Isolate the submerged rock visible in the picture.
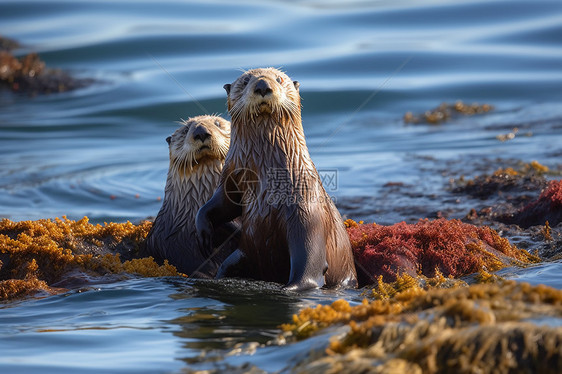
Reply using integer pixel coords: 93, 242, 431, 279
449, 161, 562, 232
504, 180, 562, 228
0, 36, 93, 95
0, 35, 19, 51
452, 162, 549, 201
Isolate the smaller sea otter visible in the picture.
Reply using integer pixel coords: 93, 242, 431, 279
144, 115, 238, 277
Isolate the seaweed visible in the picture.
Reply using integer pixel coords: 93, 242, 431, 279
452, 161, 549, 201
347, 218, 539, 286
404, 101, 493, 125
505, 180, 562, 227
286, 281, 562, 374
0, 38, 93, 95
0, 217, 183, 301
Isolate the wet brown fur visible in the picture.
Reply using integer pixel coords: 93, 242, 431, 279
203, 68, 357, 288
144, 115, 236, 277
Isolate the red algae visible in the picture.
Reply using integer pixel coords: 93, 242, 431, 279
509, 180, 562, 227
0, 217, 184, 301
348, 218, 539, 285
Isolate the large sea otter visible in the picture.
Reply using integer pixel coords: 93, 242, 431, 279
196, 68, 357, 290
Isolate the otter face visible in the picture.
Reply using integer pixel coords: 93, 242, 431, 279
167, 115, 230, 177
225, 68, 301, 123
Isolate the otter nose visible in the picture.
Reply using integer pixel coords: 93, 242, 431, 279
193, 126, 211, 142
254, 79, 273, 97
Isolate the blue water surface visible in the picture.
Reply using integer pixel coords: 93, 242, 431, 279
1, 0, 562, 372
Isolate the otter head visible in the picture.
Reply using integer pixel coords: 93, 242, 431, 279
167, 115, 230, 179
224, 68, 301, 124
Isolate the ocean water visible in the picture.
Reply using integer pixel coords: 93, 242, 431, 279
1, 0, 562, 372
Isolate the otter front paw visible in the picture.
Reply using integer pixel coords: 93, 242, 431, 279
195, 211, 213, 256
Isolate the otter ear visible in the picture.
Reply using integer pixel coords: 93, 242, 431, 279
293, 81, 300, 91
166, 136, 172, 145
223, 84, 231, 95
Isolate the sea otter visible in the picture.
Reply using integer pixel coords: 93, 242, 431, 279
144, 115, 238, 277
196, 68, 357, 290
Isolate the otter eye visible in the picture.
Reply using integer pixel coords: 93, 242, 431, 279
276, 76, 284, 84
242, 76, 250, 86
166, 136, 172, 145
215, 120, 221, 128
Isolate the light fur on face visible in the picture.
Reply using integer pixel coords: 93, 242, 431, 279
169, 115, 231, 181
145, 115, 232, 275
228, 68, 301, 126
